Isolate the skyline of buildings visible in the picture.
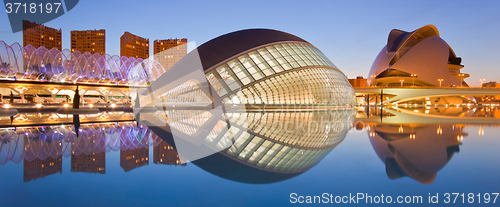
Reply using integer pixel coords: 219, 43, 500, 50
71, 29, 106, 55
20, 21, 185, 60
20, 141, 185, 182
15, 21, 498, 88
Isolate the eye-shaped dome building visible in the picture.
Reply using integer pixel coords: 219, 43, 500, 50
368, 25, 469, 88
137, 29, 357, 183
197, 28, 356, 107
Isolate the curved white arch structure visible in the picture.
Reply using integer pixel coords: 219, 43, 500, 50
0, 41, 165, 86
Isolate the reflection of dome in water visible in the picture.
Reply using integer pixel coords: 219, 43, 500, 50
368, 124, 463, 184
159, 110, 355, 184
368, 25, 468, 87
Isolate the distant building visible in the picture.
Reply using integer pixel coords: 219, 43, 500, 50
153, 141, 186, 166
71, 152, 105, 174
22, 20, 62, 50
23, 157, 62, 182
479, 81, 500, 103
348, 76, 367, 88
120, 32, 149, 59
71, 29, 106, 55
482, 81, 499, 88
120, 148, 149, 172
154, 38, 187, 71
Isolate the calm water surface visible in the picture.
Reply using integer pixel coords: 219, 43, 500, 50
0, 108, 499, 206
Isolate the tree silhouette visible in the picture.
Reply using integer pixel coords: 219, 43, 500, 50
9, 91, 13, 104
73, 85, 80, 109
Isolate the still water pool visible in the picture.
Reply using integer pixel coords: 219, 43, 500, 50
0, 108, 498, 206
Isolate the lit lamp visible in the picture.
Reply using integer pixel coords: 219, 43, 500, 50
370, 75, 376, 87
458, 73, 465, 87
409, 133, 416, 139
411, 74, 417, 87
438, 79, 443, 87
399, 79, 404, 87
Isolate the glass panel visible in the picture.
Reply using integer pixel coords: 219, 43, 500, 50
216, 64, 241, 91
249, 51, 275, 76
266, 46, 292, 70
228, 59, 253, 85
206, 72, 228, 96
283, 43, 307, 67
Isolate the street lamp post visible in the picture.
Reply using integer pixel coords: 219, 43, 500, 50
367, 80, 371, 87
480, 79, 485, 87
411, 74, 417, 87
399, 79, 404, 87
370, 75, 376, 87
458, 73, 464, 87
438, 79, 443, 87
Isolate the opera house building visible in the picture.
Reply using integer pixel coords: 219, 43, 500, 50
368, 25, 471, 104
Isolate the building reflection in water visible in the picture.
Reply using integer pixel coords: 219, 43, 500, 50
0, 121, 185, 182
120, 148, 149, 172
24, 156, 62, 182
2, 109, 356, 184
154, 141, 186, 166
71, 152, 105, 174
146, 109, 356, 184
366, 123, 465, 184
358, 106, 500, 118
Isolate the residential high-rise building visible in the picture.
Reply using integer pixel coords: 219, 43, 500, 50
71, 152, 105, 174
22, 20, 62, 50
120, 32, 149, 59
71, 29, 106, 55
153, 141, 186, 166
120, 148, 149, 172
153, 38, 187, 71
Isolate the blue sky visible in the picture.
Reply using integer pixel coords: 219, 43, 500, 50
1, 0, 499, 86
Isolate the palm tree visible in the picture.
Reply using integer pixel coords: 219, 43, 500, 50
0, 62, 10, 77
0, 62, 10, 70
